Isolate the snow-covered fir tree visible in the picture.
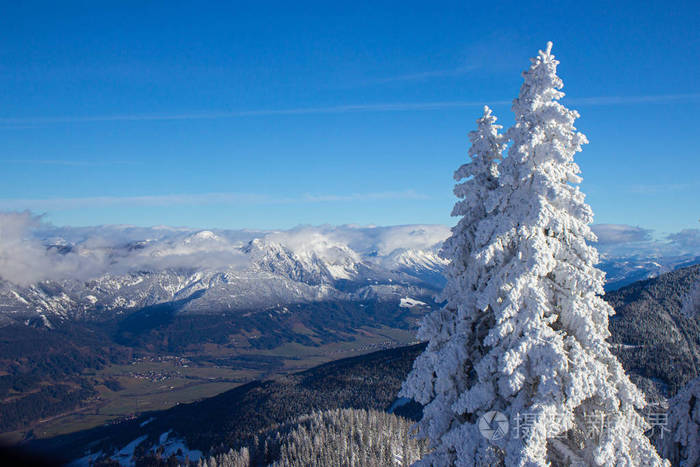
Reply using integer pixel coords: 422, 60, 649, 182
659, 375, 700, 467
401, 42, 668, 466
399, 105, 506, 465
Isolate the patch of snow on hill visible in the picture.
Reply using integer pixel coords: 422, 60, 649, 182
400, 297, 427, 308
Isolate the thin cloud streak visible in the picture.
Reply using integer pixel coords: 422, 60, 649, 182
0, 93, 696, 126
0, 190, 429, 210
358, 65, 479, 85
626, 182, 697, 194
5, 159, 141, 167
302, 190, 429, 202
0, 101, 502, 125
567, 93, 700, 105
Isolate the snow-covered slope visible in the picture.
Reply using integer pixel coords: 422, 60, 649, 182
599, 255, 700, 291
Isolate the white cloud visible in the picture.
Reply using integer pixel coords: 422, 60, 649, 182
0, 215, 453, 286
591, 224, 653, 244
356, 65, 479, 86
667, 229, 700, 251
0, 193, 278, 210
372, 225, 450, 256
567, 93, 700, 106
626, 183, 696, 194
121, 232, 250, 273
4, 159, 139, 167
592, 225, 700, 259
258, 224, 450, 259
0, 102, 496, 126
301, 190, 429, 202
0, 211, 105, 285
0, 212, 252, 285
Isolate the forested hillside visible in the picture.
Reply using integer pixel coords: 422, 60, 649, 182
608, 264, 700, 398
0, 323, 131, 432
197, 409, 428, 467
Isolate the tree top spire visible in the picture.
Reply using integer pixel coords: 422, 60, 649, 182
545, 41, 553, 55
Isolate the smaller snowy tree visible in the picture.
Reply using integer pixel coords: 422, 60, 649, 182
659, 375, 700, 466
400, 105, 506, 465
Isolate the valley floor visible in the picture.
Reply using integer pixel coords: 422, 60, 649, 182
1, 325, 417, 443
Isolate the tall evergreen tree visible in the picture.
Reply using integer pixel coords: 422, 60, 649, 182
402, 43, 667, 466
400, 106, 506, 465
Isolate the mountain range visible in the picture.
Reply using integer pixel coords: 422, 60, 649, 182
0, 225, 450, 327
1, 223, 697, 328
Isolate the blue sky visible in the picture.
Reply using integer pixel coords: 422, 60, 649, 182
0, 1, 698, 235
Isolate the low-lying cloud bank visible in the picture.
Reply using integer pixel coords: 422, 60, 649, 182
668, 229, 700, 251
0, 212, 251, 285
0, 212, 98, 285
0, 211, 697, 286
591, 224, 653, 244
591, 224, 700, 259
